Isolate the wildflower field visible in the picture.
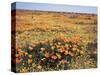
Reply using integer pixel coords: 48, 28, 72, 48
11, 10, 97, 72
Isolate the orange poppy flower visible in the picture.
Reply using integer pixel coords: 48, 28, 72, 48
32, 44, 36, 47
24, 52, 28, 55
16, 45, 22, 50
61, 46, 65, 52
15, 58, 19, 64
64, 50, 68, 55
15, 54, 19, 58
64, 38, 70, 42
17, 48, 22, 52
71, 35, 80, 43
19, 52, 23, 56
27, 59, 32, 64
29, 46, 33, 51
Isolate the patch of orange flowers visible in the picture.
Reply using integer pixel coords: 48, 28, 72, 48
12, 35, 84, 71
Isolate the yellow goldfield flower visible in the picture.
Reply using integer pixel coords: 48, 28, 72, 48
56, 45, 61, 48
51, 46, 55, 51
77, 49, 80, 52
73, 45, 77, 48
40, 48, 45, 52
37, 65, 42, 69
70, 53, 74, 57
80, 51, 84, 55
28, 54, 32, 59
93, 51, 97, 55
56, 53, 61, 59
60, 59, 67, 64
72, 48, 77, 51
45, 39, 50, 44
68, 51, 74, 57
